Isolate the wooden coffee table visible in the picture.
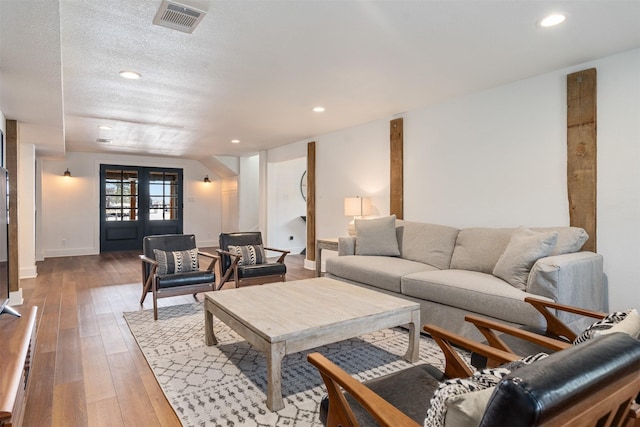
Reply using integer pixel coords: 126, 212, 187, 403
203, 277, 420, 411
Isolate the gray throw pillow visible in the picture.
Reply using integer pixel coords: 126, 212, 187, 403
355, 215, 400, 256
492, 229, 558, 290
228, 244, 266, 266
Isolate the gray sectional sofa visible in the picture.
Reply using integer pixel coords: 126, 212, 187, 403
325, 215, 605, 340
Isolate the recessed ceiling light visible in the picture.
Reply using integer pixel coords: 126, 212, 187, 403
98, 125, 112, 130
313, 106, 325, 113
231, 139, 240, 144
539, 14, 566, 27
119, 70, 142, 79
97, 138, 113, 144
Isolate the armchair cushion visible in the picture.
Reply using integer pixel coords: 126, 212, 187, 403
237, 262, 286, 279
426, 352, 549, 427
156, 270, 216, 289
153, 248, 199, 274
228, 244, 265, 265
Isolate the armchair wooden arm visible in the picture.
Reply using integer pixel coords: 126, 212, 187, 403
524, 297, 606, 342
423, 324, 520, 378
197, 250, 219, 271
464, 314, 572, 364
264, 247, 290, 264
307, 352, 419, 427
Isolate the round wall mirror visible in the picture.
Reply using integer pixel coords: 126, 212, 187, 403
300, 171, 307, 201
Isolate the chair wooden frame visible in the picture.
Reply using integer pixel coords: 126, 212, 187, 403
215, 247, 290, 288
307, 324, 520, 427
140, 250, 219, 320
465, 297, 640, 426
308, 323, 640, 427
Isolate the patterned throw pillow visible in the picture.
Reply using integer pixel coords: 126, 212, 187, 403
153, 248, 199, 275
227, 244, 266, 266
424, 353, 548, 427
573, 310, 632, 345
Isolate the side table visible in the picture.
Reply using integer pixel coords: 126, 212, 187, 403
316, 238, 339, 277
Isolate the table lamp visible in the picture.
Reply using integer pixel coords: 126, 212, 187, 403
344, 196, 372, 236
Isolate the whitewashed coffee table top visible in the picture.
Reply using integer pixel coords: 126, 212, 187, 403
205, 277, 419, 342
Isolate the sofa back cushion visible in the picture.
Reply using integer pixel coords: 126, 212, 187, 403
398, 221, 459, 270
450, 228, 515, 274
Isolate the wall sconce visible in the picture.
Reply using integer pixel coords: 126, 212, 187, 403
203, 175, 211, 183
63, 168, 71, 177
344, 196, 372, 236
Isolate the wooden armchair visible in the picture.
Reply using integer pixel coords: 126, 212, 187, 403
308, 326, 640, 427
216, 232, 290, 288
140, 234, 218, 320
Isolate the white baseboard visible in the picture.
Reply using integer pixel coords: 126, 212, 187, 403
20, 266, 38, 279
303, 259, 316, 270
44, 247, 99, 258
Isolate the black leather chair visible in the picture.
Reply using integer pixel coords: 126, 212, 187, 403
216, 232, 289, 288
140, 234, 217, 320
309, 326, 640, 427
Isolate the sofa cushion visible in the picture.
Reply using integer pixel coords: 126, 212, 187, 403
492, 229, 558, 291
355, 215, 400, 256
401, 270, 547, 326
398, 221, 459, 270
326, 255, 435, 293
532, 226, 588, 255
450, 228, 514, 274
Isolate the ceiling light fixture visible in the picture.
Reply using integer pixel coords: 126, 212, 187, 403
231, 139, 240, 144
98, 125, 112, 130
119, 70, 142, 79
63, 168, 71, 177
204, 175, 211, 183
313, 106, 325, 113
539, 14, 566, 27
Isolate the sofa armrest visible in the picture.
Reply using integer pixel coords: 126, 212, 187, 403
338, 237, 356, 255
527, 251, 604, 331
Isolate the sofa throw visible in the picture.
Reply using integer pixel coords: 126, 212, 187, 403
228, 244, 266, 266
153, 248, 199, 275
492, 229, 558, 291
355, 215, 400, 256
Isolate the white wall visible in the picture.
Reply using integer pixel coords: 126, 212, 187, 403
238, 155, 260, 231
267, 156, 306, 253
270, 48, 640, 312
18, 142, 36, 278
39, 152, 223, 257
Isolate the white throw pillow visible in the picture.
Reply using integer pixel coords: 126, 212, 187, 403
355, 215, 400, 256
600, 309, 640, 339
492, 228, 558, 291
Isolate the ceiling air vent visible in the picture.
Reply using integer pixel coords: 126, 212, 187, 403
153, 0, 206, 34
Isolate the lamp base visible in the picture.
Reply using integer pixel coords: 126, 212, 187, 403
348, 220, 356, 236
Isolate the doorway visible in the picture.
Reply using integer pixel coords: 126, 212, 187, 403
99, 165, 184, 252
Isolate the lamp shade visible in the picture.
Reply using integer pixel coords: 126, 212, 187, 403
344, 197, 372, 217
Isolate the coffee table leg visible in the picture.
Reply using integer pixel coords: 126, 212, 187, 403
266, 341, 285, 411
404, 309, 420, 363
204, 303, 217, 346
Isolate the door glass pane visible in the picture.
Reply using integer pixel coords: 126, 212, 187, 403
149, 171, 180, 221
103, 169, 138, 222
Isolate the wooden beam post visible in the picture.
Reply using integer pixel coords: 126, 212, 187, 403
5, 120, 19, 292
306, 141, 316, 261
390, 118, 403, 219
567, 68, 597, 252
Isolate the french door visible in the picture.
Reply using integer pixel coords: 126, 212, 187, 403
99, 165, 184, 252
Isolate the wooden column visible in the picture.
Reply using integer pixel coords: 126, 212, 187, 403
5, 120, 19, 292
306, 141, 316, 261
390, 118, 403, 219
567, 68, 597, 252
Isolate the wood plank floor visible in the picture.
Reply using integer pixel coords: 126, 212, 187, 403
18, 250, 315, 426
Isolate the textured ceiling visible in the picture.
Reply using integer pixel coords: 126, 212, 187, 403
1, 0, 639, 160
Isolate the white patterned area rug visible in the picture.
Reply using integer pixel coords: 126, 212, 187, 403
124, 302, 448, 427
